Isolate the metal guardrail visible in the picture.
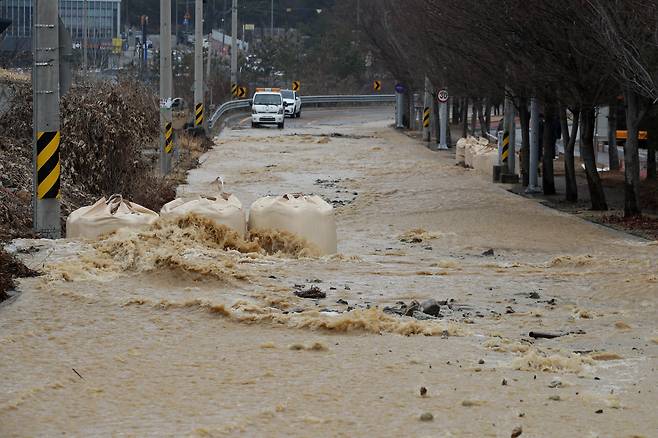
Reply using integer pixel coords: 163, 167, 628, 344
209, 94, 396, 129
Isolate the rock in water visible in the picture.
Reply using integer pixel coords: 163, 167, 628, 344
420, 299, 441, 317
419, 412, 434, 422
294, 286, 326, 299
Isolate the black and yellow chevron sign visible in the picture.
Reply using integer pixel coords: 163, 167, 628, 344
237, 86, 247, 98
164, 122, 174, 154
292, 81, 300, 92
501, 131, 510, 163
36, 131, 61, 199
231, 83, 238, 97
423, 107, 431, 128
373, 80, 382, 91
195, 103, 204, 126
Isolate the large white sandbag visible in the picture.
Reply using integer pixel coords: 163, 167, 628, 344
66, 195, 159, 239
455, 138, 467, 165
160, 193, 246, 237
248, 194, 337, 255
473, 149, 499, 177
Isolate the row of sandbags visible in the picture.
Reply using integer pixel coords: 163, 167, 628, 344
66, 192, 338, 254
455, 137, 499, 176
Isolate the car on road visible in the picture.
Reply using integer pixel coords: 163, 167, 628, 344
251, 89, 285, 129
281, 89, 302, 118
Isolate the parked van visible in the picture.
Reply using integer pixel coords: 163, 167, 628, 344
251, 88, 285, 129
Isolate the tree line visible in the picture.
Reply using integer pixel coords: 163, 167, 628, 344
360, 0, 658, 217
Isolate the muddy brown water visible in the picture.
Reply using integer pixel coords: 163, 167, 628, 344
1, 108, 657, 437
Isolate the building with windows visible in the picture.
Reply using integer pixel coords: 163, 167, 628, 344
1, 0, 121, 52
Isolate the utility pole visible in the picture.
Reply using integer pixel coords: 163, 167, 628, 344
194, 0, 204, 130
527, 97, 540, 192
230, 0, 238, 92
82, 0, 88, 74
33, 0, 61, 238
160, 0, 173, 174
206, 32, 212, 106
270, 0, 274, 37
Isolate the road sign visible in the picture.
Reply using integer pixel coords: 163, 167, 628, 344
437, 89, 449, 103
373, 80, 381, 91
244, 23, 255, 30
292, 81, 300, 92
237, 86, 247, 98
395, 83, 406, 94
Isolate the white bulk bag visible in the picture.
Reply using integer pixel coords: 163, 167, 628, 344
160, 193, 247, 237
455, 138, 467, 165
248, 194, 337, 255
66, 195, 159, 239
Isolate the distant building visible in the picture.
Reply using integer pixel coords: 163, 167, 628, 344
1, 0, 121, 52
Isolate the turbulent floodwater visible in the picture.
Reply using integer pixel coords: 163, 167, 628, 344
1, 107, 657, 437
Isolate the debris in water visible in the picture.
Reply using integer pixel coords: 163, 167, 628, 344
420, 387, 428, 397
548, 395, 561, 401
501, 379, 508, 386
529, 331, 564, 339
72, 368, 84, 379
595, 409, 603, 414
336, 299, 348, 305
527, 292, 541, 299
482, 249, 495, 256
511, 426, 523, 437
614, 321, 631, 330
461, 400, 486, 407
419, 412, 434, 422
294, 286, 326, 299
412, 311, 437, 320
591, 352, 623, 361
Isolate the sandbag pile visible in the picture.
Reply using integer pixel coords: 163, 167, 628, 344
67, 189, 339, 255
457, 137, 499, 177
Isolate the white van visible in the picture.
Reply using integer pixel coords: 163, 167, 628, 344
251, 88, 285, 129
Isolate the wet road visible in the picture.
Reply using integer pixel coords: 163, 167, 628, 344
1, 106, 657, 437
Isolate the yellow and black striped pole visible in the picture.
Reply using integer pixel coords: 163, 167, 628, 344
164, 122, 174, 154
501, 130, 510, 164
195, 103, 204, 127
36, 131, 61, 200
231, 83, 238, 98
423, 107, 431, 129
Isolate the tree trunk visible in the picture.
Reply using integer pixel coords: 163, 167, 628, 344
461, 98, 468, 138
623, 89, 647, 216
478, 99, 488, 137
648, 147, 656, 180
452, 99, 460, 124
542, 103, 556, 195
519, 97, 530, 187
607, 100, 620, 171
560, 106, 580, 203
484, 101, 492, 135
580, 107, 608, 210
471, 98, 478, 136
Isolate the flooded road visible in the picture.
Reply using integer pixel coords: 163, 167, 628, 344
2, 107, 657, 437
